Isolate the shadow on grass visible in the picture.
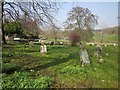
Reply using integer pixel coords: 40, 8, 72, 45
30, 53, 76, 71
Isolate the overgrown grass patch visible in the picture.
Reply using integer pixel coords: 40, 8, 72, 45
2, 71, 53, 88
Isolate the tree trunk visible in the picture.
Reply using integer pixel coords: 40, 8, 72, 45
1, 25, 6, 44
1, 2, 7, 44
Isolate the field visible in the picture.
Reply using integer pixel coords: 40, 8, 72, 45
93, 34, 118, 43
2, 44, 118, 88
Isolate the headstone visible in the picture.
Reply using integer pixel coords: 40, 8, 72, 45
94, 45, 102, 57
40, 44, 47, 54
40, 45, 44, 54
44, 45, 47, 53
104, 44, 107, 47
60, 42, 63, 45
113, 43, 116, 46
80, 48, 90, 66
29, 41, 34, 46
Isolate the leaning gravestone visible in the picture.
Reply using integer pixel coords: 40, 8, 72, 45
80, 48, 90, 66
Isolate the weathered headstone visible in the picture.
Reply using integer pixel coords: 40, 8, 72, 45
94, 45, 102, 57
80, 47, 90, 66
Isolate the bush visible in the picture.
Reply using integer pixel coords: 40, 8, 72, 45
2, 72, 53, 88
2, 63, 21, 74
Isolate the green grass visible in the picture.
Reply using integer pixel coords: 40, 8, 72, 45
2, 44, 118, 88
93, 34, 118, 43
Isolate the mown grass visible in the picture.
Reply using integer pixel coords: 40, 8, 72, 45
2, 44, 118, 88
93, 34, 118, 43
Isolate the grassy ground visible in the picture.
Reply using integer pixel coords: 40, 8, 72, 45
93, 34, 118, 43
2, 44, 118, 88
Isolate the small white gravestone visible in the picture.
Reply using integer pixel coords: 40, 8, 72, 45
113, 43, 116, 46
40, 45, 44, 54
44, 45, 47, 53
104, 44, 107, 47
40, 44, 47, 54
60, 42, 63, 45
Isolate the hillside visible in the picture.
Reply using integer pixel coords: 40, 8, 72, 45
92, 26, 119, 43
93, 26, 119, 35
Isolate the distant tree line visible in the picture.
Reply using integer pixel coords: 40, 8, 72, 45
93, 26, 119, 35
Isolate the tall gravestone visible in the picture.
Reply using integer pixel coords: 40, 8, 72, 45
80, 47, 90, 66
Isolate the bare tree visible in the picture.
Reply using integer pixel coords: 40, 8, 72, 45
64, 6, 98, 29
64, 6, 98, 42
18, 13, 42, 38
44, 25, 60, 42
1, 0, 58, 44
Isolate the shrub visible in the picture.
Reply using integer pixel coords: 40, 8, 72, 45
2, 72, 53, 88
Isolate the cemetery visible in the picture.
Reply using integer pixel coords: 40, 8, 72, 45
2, 42, 118, 88
1, 1, 119, 89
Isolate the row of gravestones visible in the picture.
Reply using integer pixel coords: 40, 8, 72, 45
80, 44, 104, 67
88, 43, 118, 47
29, 41, 70, 45
28, 41, 117, 67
